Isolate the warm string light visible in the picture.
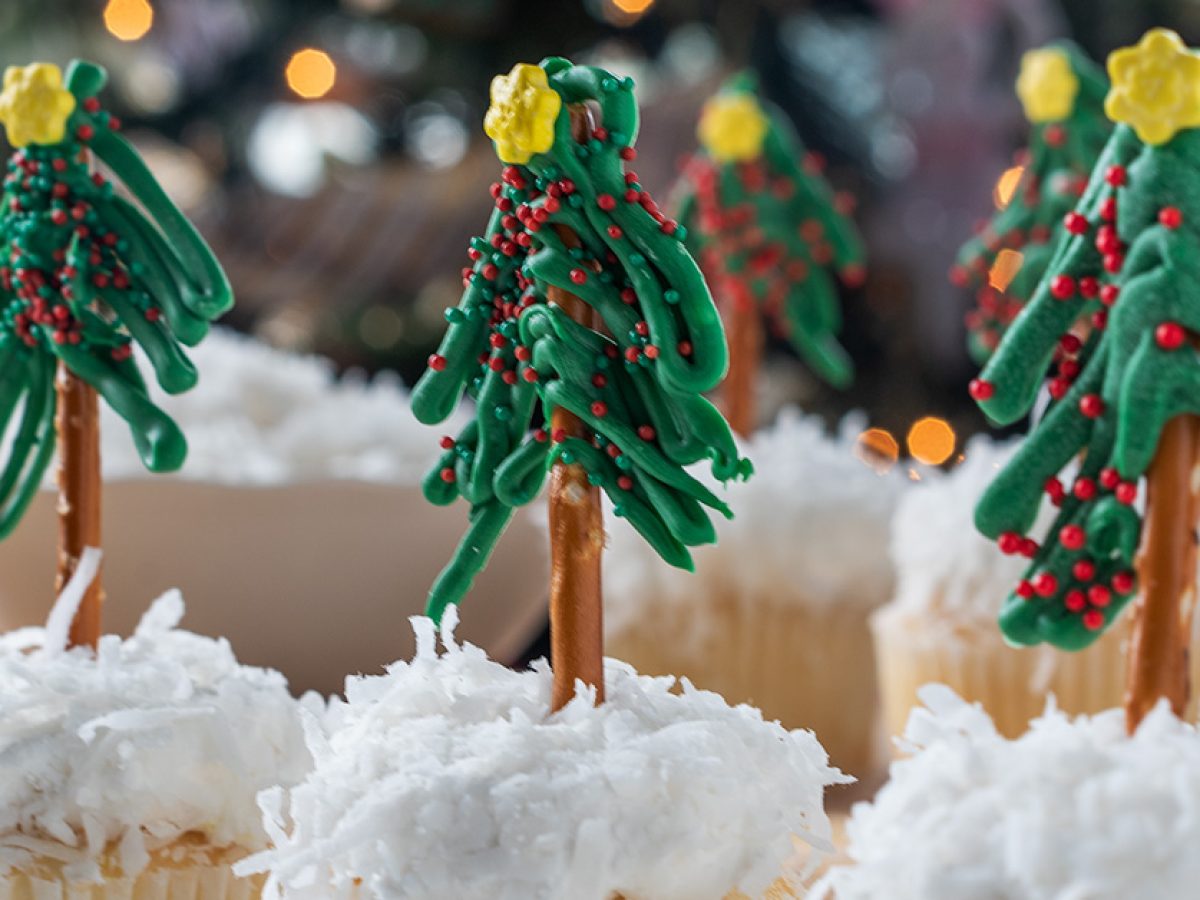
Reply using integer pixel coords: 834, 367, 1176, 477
988, 248, 1024, 292
286, 49, 337, 100
103, 0, 153, 41
992, 164, 1024, 210
854, 427, 899, 473
907, 416, 956, 466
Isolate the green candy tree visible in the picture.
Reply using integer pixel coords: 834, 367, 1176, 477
970, 28, 1200, 730
955, 42, 1110, 364
413, 58, 749, 710
0, 60, 232, 647
673, 74, 864, 436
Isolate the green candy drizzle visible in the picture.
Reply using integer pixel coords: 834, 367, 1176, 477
413, 57, 750, 620
957, 42, 1110, 364
0, 59, 232, 537
673, 73, 865, 388
972, 120, 1200, 650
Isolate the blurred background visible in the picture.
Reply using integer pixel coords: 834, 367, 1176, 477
5, 0, 1193, 471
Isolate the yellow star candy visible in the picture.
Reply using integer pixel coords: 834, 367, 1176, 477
0, 63, 77, 148
1105, 28, 1200, 145
697, 93, 768, 164
483, 63, 562, 165
1016, 48, 1079, 123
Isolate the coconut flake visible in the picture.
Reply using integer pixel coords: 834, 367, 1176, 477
239, 616, 849, 900
0, 591, 314, 880
814, 686, 1200, 899
42, 547, 103, 655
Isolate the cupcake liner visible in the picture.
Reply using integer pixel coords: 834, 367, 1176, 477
0, 849, 264, 900
872, 607, 1200, 744
606, 590, 881, 778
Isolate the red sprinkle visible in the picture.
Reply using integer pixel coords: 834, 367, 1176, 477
968, 378, 994, 401
1156, 321, 1186, 350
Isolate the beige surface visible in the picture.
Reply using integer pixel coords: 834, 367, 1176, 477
873, 610, 1200, 743
0, 481, 548, 695
607, 592, 884, 781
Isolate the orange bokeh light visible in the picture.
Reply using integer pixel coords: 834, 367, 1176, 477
993, 165, 1024, 210
907, 417, 956, 466
988, 248, 1024, 293
103, 0, 153, 42
855, 427, 900, 473
286, 49, 337, 100
612, 0, 656, 11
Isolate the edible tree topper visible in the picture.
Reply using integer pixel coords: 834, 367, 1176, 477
674, 74, 865, 436
955, 43, 1110, 363
0, 60, 232, 647
413, 58, 750, 710
970, 29, 1200, 730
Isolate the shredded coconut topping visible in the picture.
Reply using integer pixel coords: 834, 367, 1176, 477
240, 609, 849, 900
0, 588, 314, 882
815, 685, 1200, 899
604, 410, 905, 634
98, 328, 461, 485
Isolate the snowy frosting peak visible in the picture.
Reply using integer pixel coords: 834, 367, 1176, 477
605, 410, 905, 625
0, 590, 313, 882
98, 328, 461, 485
815, 685, 1200, 899
240, 608, 849, 900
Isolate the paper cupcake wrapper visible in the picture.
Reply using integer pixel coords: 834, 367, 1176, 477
872, 608, 1200, 744
607, 591, 882, 778
0, 859, 264, 900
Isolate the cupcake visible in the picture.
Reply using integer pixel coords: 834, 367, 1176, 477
0, 328, 548, 693
815, 685, 1200, 899
872, 436, 1198, 741
604, 411, 904, 777
0, 571, 313, 899
238, 609, 849, 899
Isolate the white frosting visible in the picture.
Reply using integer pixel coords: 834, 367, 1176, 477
240, 609, 849, 900
814, 684, 1200, 900
0, 588, 314, 882
882, 435, 1040, 624
604, 410, 905, 635
97, 328, 460, 485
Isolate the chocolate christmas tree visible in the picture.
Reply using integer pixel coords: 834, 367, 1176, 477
674, 74, 864, 436
413, 58, 749, 708
0, 61, 232, 647
970, 29, 1200, 729
955, 43, 1109, 363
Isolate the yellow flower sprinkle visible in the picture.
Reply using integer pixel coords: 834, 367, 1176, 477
697, 93, 769, 163
1016, 48, 1079, 123
0, 63, 77, 148
483, 63, 562, 165
1105, 28, 1200, 145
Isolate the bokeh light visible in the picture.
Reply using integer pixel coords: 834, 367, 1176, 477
907, 416, 956, 465
855, 427, 900, 473
992, 165, 1024, 210
286, 49, 337, 100
988, 248, 1023, 292
103, 0, 153, 42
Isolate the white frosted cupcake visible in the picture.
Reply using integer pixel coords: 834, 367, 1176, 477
0, 328, 547, 693
0, 581, 313, 899
815, 685, 1200, 899
239, 610, 849, 899
871, 436, 1186, 741
604, 411, 904, 777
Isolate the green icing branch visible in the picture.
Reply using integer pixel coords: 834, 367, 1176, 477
673, 73, 865, 389
971, 113, 1200, 650
413, 57, 750, 621
956, 42, 1110, 364
0, 59, 232, 537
